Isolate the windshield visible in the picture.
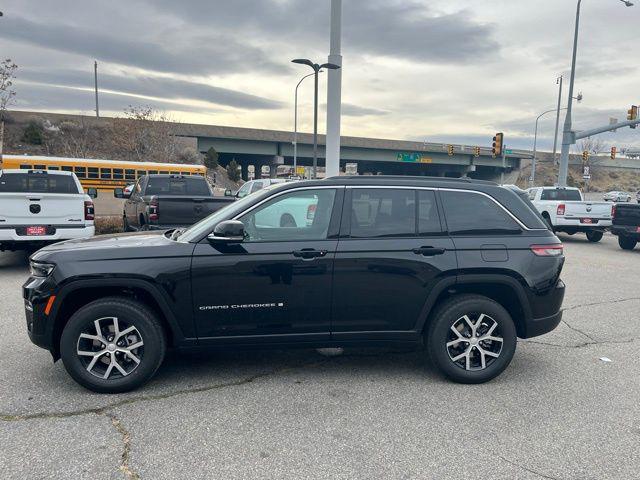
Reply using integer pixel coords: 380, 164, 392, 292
177, 184, 282, 242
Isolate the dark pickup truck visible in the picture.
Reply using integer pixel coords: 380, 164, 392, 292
115, 174, 234, 231
611, 203, 640, 250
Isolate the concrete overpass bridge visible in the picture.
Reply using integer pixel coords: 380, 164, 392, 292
172, 123, 525, 181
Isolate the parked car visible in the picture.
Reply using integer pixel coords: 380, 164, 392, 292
527, 186, 613, 242
603, 191, 632, 202
0, 169, 95, 251
611, 203, 640, 250
115, 174, 234, 231
25, 176, 565, 392
231, 178, 298, 199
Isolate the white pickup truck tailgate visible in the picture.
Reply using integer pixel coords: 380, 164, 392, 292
0, 193, 86, 226
563, 201, 612, 219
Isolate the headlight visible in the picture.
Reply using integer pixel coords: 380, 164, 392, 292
30, 261, 55, 277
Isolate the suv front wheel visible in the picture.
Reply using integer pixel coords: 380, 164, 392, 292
60, 297, 166, 393
426, 294, 517, 384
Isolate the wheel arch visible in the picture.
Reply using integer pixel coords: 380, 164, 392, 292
417, 274, 532, 338
48, 278, 185, 360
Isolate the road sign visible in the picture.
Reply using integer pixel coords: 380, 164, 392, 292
397, 153, 432, 163
505, 149, 513, 154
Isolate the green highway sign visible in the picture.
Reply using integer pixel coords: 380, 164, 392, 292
505, 149, 513, 154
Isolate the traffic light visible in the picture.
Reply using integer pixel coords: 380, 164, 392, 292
628, 105, 638, 129
611, 146, 617, 160
447, 145, 454, 156
582, 151, 589, 163
474, 146, 480, 157
492, 133, 504, 157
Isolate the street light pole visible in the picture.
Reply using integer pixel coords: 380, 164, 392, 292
292, 59, 340, 179
293, 72, 315, 176
531, 108, 567, 187
558, 0, 582, 187
552, 75, 563, 164
558, 0, 633, 186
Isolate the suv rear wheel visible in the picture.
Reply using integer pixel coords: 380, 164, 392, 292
426, 294, 517, 384
60, 297, 166, 393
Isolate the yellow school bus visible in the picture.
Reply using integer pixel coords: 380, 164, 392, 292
0, 155, 206, 192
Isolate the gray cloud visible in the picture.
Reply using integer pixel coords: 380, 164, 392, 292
140, 0, 499, 64
18, 69, 282, 110
12, 83, 218, 116
321, 103, 389, 117
0, 16, 285, 76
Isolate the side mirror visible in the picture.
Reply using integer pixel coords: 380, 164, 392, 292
224, 188, 233, 197
207, 220, 245, 244
114, 188, 131, 199
87, 188, 98, 199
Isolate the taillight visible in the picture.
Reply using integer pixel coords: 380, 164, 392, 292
556, 204, 565, 216
611, 205, 616, 219
530, 244, 564, 257
148, 196, 159, 222
84, 200, 95, 221
307, 204, 316, 220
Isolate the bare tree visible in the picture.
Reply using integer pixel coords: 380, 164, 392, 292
109, 106, 183, 163
575, 137, 608, 174
0, 59, 18, 154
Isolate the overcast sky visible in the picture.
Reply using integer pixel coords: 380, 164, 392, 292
1, 0, 639, 151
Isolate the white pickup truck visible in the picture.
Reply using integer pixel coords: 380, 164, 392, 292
527, 186, 613, 242
0, 169, 96, 251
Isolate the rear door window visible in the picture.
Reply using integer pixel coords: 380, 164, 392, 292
0, 173, 79, 194
350, 189, 416, 238
441, 191, 520, 235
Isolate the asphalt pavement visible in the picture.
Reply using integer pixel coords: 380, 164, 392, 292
1, 233, 639, 479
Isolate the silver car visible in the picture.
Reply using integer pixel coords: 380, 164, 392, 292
603, 191, 632, 202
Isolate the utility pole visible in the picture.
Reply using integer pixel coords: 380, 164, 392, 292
552, 75, 563, 164
500, 145, 507, 185
325, 0, 343, 178
94, 60, 99, 118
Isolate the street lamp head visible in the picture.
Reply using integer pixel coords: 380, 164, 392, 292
292, 58, 315, 69
319, 62, 341, 70
620, 0, 634, 6
576, 92, 583, 103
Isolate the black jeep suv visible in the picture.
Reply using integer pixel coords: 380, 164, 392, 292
24, 176, 565, 392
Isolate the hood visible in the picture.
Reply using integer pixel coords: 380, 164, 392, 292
31, 230, 175, 262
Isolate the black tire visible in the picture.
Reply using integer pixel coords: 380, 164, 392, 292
618, 236, 637, 251
586, 230, 603, 243
425, 294, 517, 384
60, 297, 166, 393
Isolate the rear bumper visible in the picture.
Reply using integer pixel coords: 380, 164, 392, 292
611, 225, 640, 238
555, 218, 611, 229
522, 280, 565, 338
0, 226, 94, 245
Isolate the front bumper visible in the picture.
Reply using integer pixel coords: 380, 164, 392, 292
23, 275, 57, 352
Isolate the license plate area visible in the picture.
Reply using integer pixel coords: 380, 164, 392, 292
26, 226, 47, 236
580, 218, 597, 224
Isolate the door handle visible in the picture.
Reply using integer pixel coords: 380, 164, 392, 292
293, 248, 328, 259
412, 246, 446, 257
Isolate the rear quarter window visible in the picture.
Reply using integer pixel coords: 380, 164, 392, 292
441, 191, 520, 235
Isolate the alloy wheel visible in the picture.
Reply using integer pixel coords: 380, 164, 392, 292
76, 317, 144, 379
446, 313, 503, 371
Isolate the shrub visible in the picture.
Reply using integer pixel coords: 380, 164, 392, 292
21, 121, 44, 145
204, 147, 219, 169
95, 216, 123, 235
226, 159, 241, 182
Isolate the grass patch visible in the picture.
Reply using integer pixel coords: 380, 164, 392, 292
95, 216, 123, 235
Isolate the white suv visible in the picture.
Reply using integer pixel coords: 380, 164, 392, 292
0, 169, 96, 251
